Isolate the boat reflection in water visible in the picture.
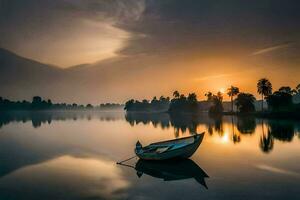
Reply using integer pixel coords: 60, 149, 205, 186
134, 158, 209, 189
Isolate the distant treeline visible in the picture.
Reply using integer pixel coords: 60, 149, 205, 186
124, 96, 170, 112
124, 79, 300, 117
124, 93, 199, 113
0, 96, 124, 111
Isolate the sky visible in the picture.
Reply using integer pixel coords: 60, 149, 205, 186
0, 0, 300, 102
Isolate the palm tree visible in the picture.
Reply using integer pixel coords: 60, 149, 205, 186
257, 78, 272, 112
173, 90, 180, 99
227, 86, 239, 113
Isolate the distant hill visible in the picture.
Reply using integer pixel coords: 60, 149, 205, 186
0, 48, 66, 101
0, 48, 62, 78
0, 48, 174, 103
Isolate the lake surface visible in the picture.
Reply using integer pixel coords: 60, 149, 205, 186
0, 111, 300, 200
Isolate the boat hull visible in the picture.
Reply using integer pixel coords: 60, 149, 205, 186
135, 133, 204, 160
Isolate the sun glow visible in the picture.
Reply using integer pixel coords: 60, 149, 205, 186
219, 88, 226, 94
221, 132, 230, 143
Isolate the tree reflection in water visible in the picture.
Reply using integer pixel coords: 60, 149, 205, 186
125, 112, 300, 152
0, 111, 299, 153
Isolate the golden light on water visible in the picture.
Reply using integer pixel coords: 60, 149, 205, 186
220, 132, 230, 144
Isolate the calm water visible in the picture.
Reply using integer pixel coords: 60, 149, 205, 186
0, 111, 300, 200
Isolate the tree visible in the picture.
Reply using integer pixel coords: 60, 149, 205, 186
152, 96, 157, 102
266, 87, 293, 111
278, 86, 293, 95
227, 86, 239, 112
32, 96, 42, 104
124, 99, 135, 111
209, 92, 224, 114
296, 84, 300, 94
173, 91, 180, 99
187, 93, 197, 102
205, 91, 213, 101
257, 78, 272, 111
235, 93, 256, 113
86, 104, 93, 109
32, 96, 43, 109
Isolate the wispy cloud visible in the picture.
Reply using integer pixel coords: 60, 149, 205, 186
251, 42, 293, 56
193, 73, 233, 82
256, 164, 300, 177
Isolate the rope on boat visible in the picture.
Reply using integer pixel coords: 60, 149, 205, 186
116, 155, 137, 165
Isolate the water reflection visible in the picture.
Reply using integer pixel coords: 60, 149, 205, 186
125, 112, 300, 153
236, 116, 256, 134
134, 159, 209, 189
0, 111, 124, 128
0, 111, 299, 154
0, 111, 300, 199
0, 155, 129, 200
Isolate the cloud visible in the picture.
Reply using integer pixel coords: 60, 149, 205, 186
0, 0, 146, 67
193, 74, 233, 82
251, 42, 293, 56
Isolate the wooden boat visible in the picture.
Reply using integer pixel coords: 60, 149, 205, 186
135, 132, 204, 160
135, 158, 209, 189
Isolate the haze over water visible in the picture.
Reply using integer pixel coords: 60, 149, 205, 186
0, 111, 299, 200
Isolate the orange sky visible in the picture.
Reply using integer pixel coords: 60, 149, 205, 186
0, 1, 299, 103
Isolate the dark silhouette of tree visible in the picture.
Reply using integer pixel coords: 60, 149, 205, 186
124, 96, 170, 112
124, 99, 135, 110
187, 93, 197, 102
235, 93, 256, 113
205, 91, 213, 101
296, 84, 300, 94
173, 91, 180, 99
257, 78, 272, 111
0, 96, 97, 111
86, 104, 93, 109
208, 92, 223, 114
169, 92, 198, 113
278, 86, 294, 95
266, 87, 293, 111
227, 86, 239, 113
